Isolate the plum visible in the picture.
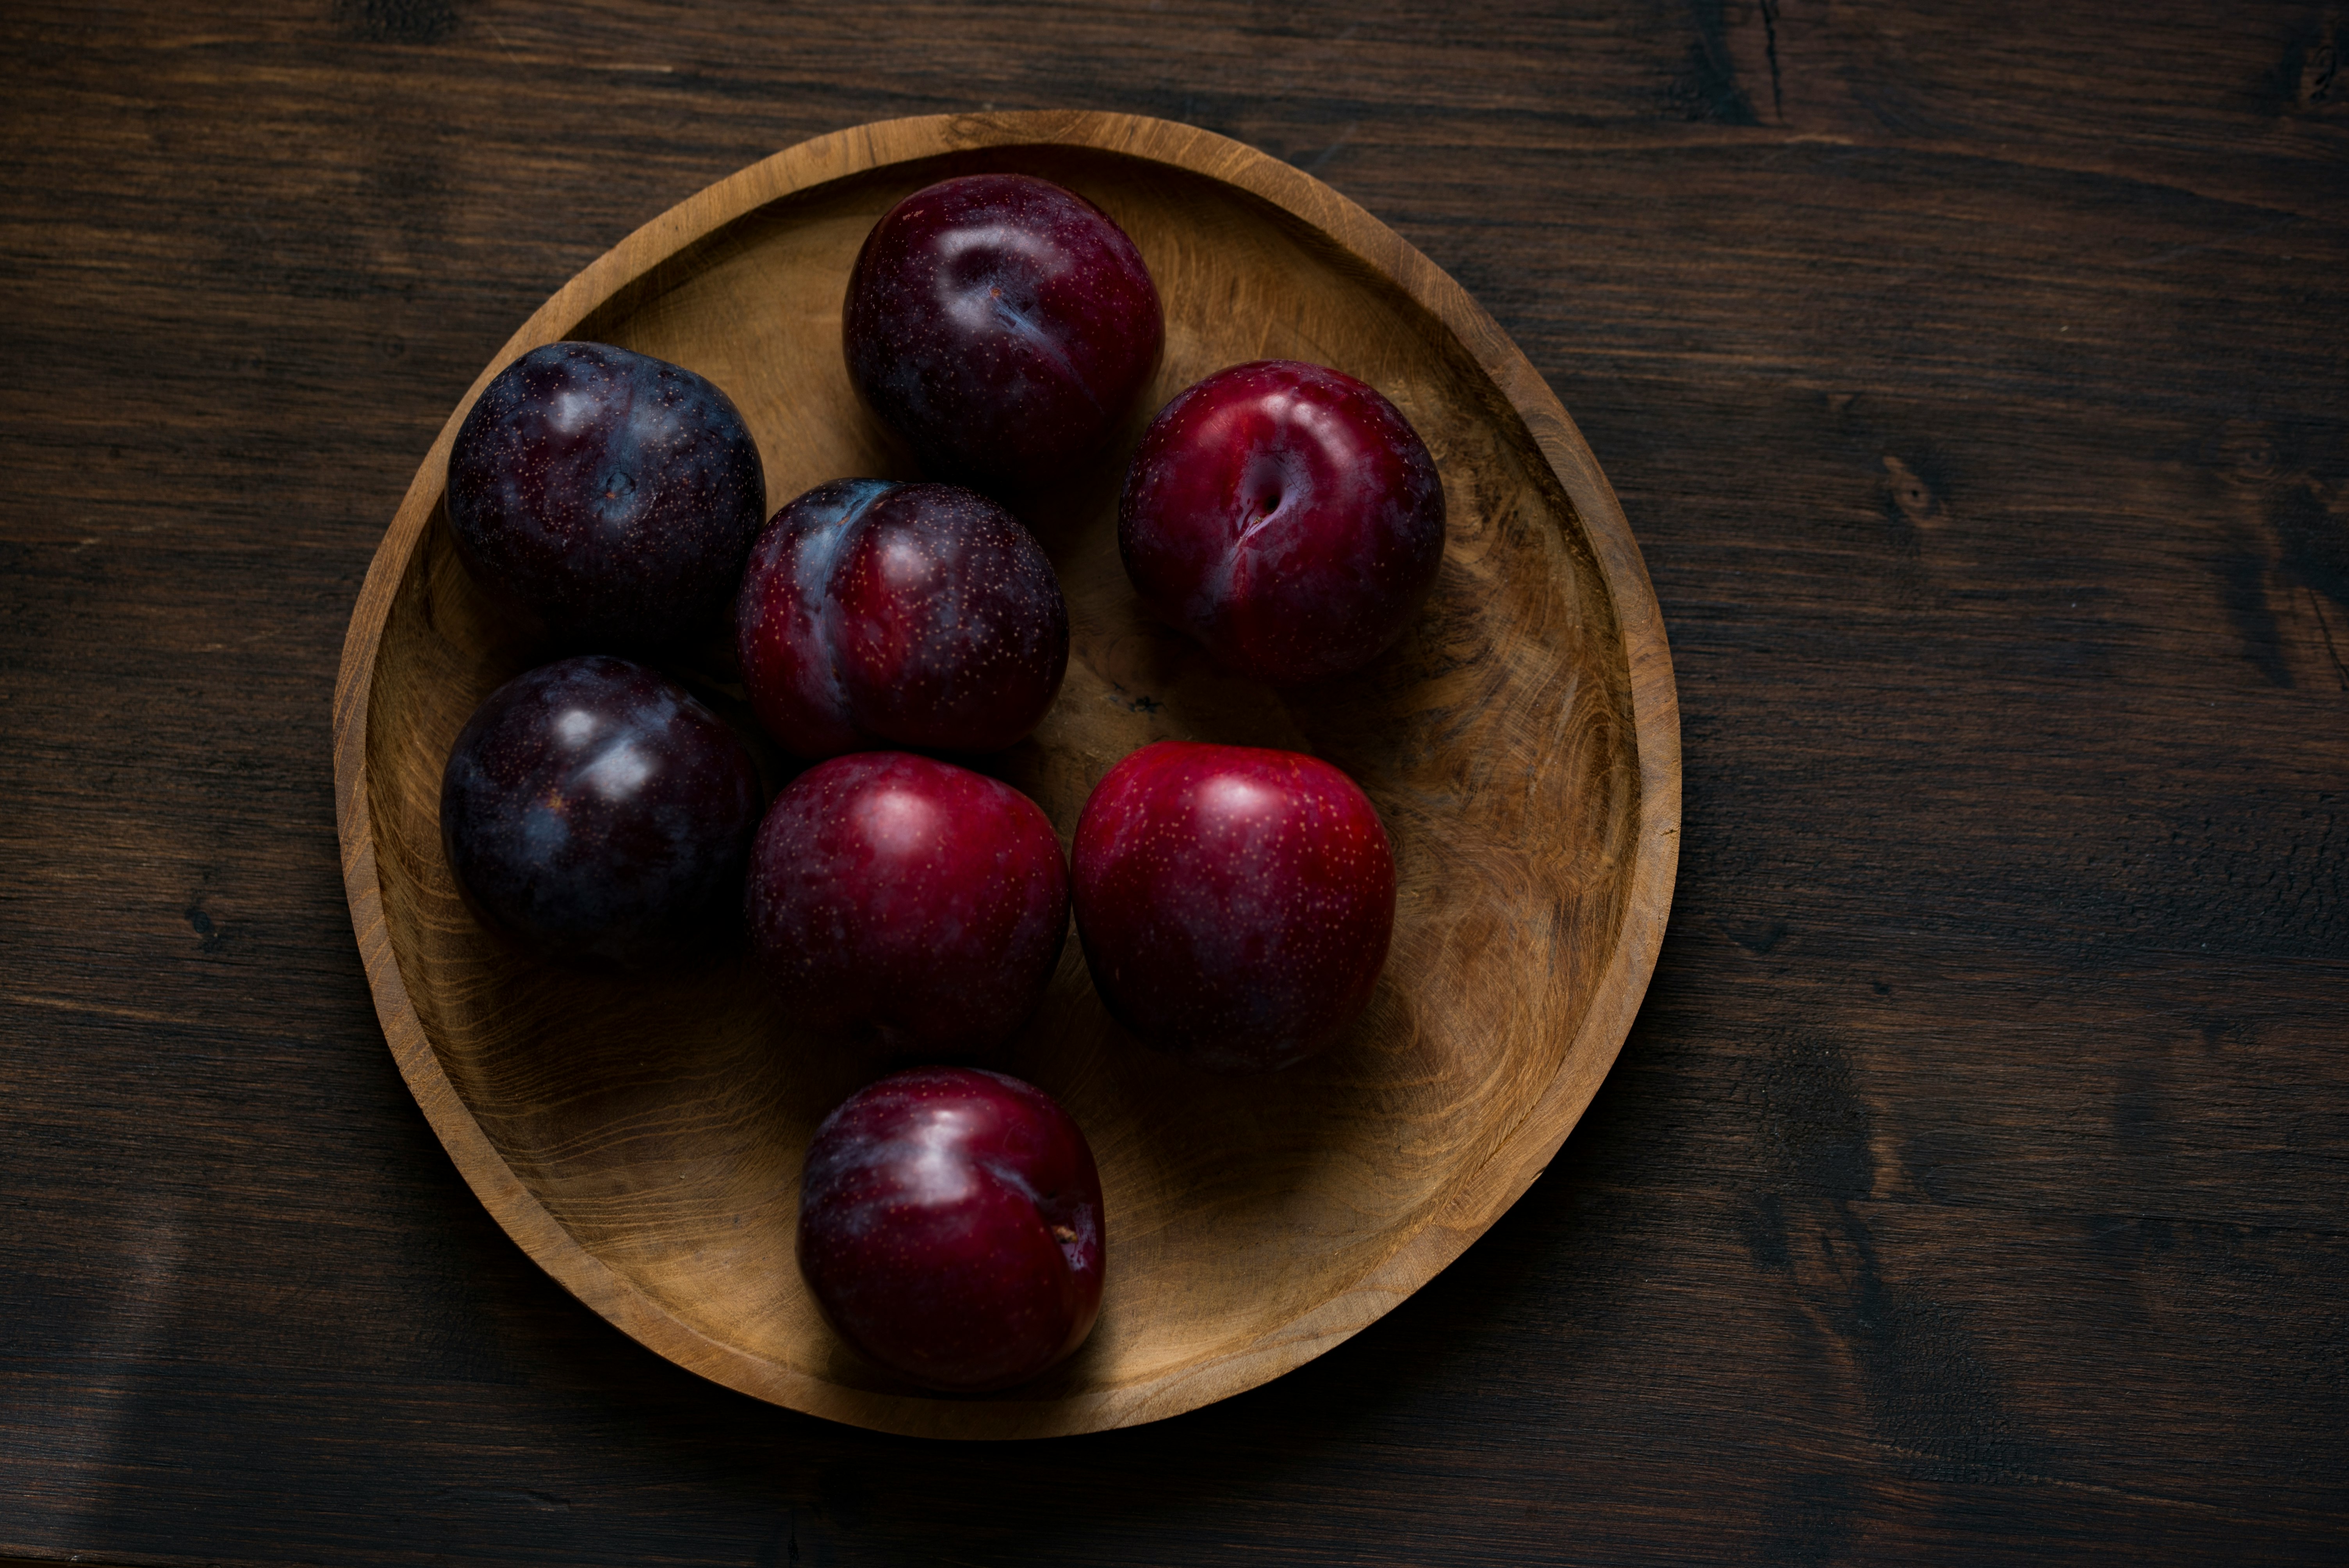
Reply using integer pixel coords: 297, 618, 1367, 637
1118, 359, 1445, 683
1072, 740, 1395, 1071
745, 752, 1068, 1053
797, 1066, 1104, 1393
440, 655, 763, 960
446, 340, 766, 649
735, 479, 1069, 759
843, 173, 1162, 487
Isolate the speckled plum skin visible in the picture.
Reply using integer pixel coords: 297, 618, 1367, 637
446, 341, 766, 649
797, 1066, 1105, 1393
1072, 741, 1396, 1073
1118, 360, 1446, 683
843, 174, 1163, 487
735, 479, 1069, 758
440, 656, 763, 961
745, 752, 1069, 1052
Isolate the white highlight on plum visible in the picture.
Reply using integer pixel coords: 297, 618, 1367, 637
577, 740, 652, 799
873, 531, 937, 595
903, 1109, 980, 1207
1198, 773, 1276, 824
548, 389, 597, 435
555, 707, 600, 748
937, 225, 1066, 288
855, 785, 942, 855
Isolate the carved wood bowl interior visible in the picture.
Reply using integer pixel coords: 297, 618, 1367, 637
333, 111, 1681, 1439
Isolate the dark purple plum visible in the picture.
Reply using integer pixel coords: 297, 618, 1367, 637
446, 341, 766, 649
440, 656, 762, 960
745, 752, 1068, 1053
1072, 740, 1396, 1073
735, 479, 1069, 759
843, 173, 1163, 488
1118, 359, 1446, 683
798, 1066, 1104, 1392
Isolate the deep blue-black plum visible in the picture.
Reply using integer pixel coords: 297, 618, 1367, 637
446, 341, 766, 649
843, 174, 1162, 488
734, 479, 1069, 758
441, 656, 763, 960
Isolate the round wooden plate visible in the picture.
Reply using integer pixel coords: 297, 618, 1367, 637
333, 111, 1680, 1439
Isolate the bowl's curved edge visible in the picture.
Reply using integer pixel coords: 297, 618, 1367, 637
331, 109, 1680, 1441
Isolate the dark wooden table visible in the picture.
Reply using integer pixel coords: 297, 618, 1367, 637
7, 3, 2345, 1562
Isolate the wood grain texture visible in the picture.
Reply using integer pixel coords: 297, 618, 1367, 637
335, 112, 1681, 1438
3, 0, 2344, 1560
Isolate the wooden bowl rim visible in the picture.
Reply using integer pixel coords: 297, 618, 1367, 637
331, 109, 1682, 1439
